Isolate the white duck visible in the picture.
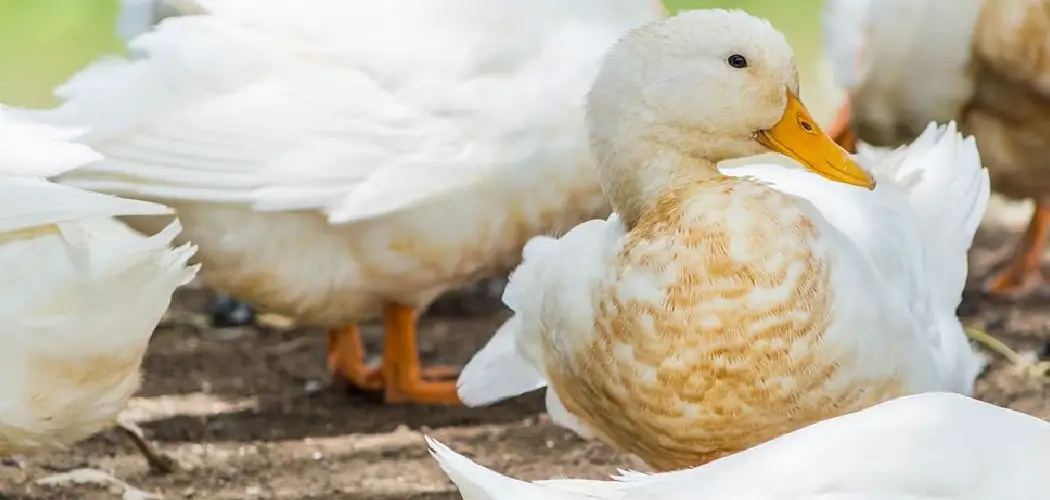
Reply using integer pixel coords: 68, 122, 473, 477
457, 9, 986, 471
429, 392, 1050, 500
14, 0, 666, 404
0, 108, 197, 473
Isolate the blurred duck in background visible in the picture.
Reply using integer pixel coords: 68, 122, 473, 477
823, 0, 1050, 299
16, 0, 667, 405
0, 108, 197, 480
115, 0, 162, 42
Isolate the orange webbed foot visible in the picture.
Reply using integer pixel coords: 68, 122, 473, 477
327, 325, 384, 391
383, 376, 461, 405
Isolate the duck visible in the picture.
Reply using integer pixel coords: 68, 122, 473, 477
428, 392, 1050, 500
455, 9, 987, 472
12, 0, 666, 405
0, 107, 198, 473
822, 0, 1050, 298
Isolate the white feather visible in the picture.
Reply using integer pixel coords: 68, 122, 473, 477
429, 393, 1050, 500
721, 122, 987, 394
458, 219, 617, 410
457, 315, 546, 407
20, 0, 655, 223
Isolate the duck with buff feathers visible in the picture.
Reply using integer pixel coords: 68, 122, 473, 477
457, 9, 987, 472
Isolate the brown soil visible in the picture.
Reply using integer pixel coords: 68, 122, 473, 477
2, 207, 1050, 500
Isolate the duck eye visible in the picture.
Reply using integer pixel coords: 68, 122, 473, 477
727, 54, 748, 69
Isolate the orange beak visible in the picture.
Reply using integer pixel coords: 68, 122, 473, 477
755, 91, 875, 190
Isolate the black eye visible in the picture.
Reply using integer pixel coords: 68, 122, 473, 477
727, 54, 748, 69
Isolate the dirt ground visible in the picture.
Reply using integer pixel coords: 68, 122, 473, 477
3, 198, 1050, 500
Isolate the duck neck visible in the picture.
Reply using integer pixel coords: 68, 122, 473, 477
594, 134, 727, 229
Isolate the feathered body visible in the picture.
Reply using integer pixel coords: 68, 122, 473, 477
0, 110, 197, 454
18, 0, 661, 326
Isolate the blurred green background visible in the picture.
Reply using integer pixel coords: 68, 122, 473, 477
0, 0, 838, 120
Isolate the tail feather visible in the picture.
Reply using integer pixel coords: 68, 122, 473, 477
867, 121, 990, 310
501, 235, 559, 312
457, 235, 562, 406
426, 437, 594, 500
457, 315, 547, 406
0, 180, 172, 234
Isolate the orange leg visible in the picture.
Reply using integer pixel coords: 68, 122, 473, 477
379, 303, 461, 405
828, 100, 858, 154
325, 306, 461, 404
984, 201, 1050, 296
327, 324, 384, 391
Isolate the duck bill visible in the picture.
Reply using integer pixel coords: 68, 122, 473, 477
755, 91, 875, 190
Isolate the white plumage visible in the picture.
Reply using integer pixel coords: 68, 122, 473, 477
17, 0, 660, 326
0, 107, 197, 456
429, 392, 1050, 500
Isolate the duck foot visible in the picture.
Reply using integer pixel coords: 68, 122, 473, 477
326, 305, 461, 405
328, 324, 384, 392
